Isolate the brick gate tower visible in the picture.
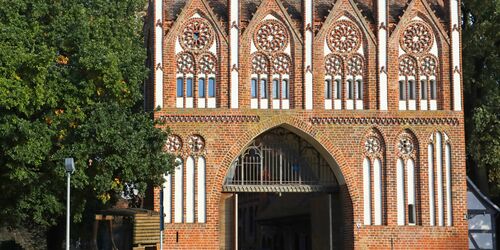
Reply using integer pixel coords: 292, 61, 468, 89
144, 0, 467, 248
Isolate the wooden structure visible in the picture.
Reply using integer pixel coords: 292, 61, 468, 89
468, 177, 500, 250
94, 208, 160, 250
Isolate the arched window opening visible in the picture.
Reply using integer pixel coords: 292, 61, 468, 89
208, 77, 216, 98
362, 131, 385, 226
198, 78, 205, 98
177, 77, 184, 97
399, 21, 440, 110
428, 132, 453, 227
324, 20, 365, 110
324, 54, 343, 110
251, 78, 258, 98
174, 158, 184, 223
398, 55, 417, 110
356, 79, 363, 101
325, 79, 332, 100
186, 78, 193, 97
251, 18, 292, 110
175, 17, 218, 109
363, 158, 371, 225
282, 79, 289, 99
396, 131, 420, 226
250, 53, 270, 109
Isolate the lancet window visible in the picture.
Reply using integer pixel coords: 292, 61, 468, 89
163, 134, 207, 224
362, 130, 385, 226
324, 19, 365, 110
175, 16, 218, 108
396, 131, 420, 226
428, 131, 452, 226
250, 18, 291, 110
398, 20, 439, 110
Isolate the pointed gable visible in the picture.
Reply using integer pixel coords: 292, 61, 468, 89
164, 0, 228, 45
315, 0, 376, 45
389, 0, 450, 46
242, 0, 303, 44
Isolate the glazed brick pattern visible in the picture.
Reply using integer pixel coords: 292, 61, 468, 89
146, 0, 466, 249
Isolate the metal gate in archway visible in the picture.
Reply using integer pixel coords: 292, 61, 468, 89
223, 127, 338, 193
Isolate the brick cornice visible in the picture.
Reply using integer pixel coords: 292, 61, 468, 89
310, 116, 460, 126
157, 114, 260, 123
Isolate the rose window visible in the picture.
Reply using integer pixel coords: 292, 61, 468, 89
188, 135, 205, 153
365, 137, 381, 154
420, 55, 437, 76
398, 137, 414, 155
165, 135, 182, 153
325, 54, 343, 75
176, 52, 195, 74
180, 18, 214, 51
400, 21, 433, 54
251, 53, 269, 74
327, 21, 361, 54
254, 20, 289, 53
399, 56, 417, 76
198, 53, 216, 74
271, 53, 291, 74
346, 54, 364, 75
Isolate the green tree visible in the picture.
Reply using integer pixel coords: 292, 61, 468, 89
462, 0, 500, 198
0, 0, 173, 245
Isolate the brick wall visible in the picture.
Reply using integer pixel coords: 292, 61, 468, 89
148, 0, 467, 249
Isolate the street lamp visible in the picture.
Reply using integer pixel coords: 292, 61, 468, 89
64, 158, 75, 250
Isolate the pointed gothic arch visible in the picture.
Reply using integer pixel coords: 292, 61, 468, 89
389, 0, 452, 111
216, 121, 354, 249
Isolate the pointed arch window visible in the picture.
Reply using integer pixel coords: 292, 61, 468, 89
428, 131, 453, 226
175, 17, 218, 109
250, 18, 291, 110
362, 130, 385, 225
324, 20, 365, 110
168, 155, 207, 224
398, 55, 418, 110
396, 131, 420, 226
399, 20, 440, 111
250, 52, 269, 109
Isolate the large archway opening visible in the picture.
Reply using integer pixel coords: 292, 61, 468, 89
220, 126, 348, 250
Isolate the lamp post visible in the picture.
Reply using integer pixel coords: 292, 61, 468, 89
160, 187, 164, 250
64, 158, 75, 250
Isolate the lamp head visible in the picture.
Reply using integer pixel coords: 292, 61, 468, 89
64, 158, 75, 174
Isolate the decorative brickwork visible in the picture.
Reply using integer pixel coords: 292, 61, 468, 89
254, 20, 289, 53
145, 0, 467, 248
327, 20, 362, 54
400, 21, 434, 55
310, 116, 460, 126
157, 115, 260, 123
179, 18, 214, 51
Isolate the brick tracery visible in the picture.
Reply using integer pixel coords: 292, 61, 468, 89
271, 53, 291, 74
398, 20, 440, 110
175, 15, 218, 109
325, 54, 343, 75
324, 19, 366, 109
176, 52, 195, 74
180, 18, 214, 52
400, 21, 433, 55
250, 17, 292, 109
327, 20, 362, 54
254, 20, 289, 53
198, 52, 217, 74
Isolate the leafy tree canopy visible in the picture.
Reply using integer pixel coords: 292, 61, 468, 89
462, 0, 500, 198
0, 0, 172, 232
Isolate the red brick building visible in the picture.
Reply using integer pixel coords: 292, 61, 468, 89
144, 0, 467, 248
